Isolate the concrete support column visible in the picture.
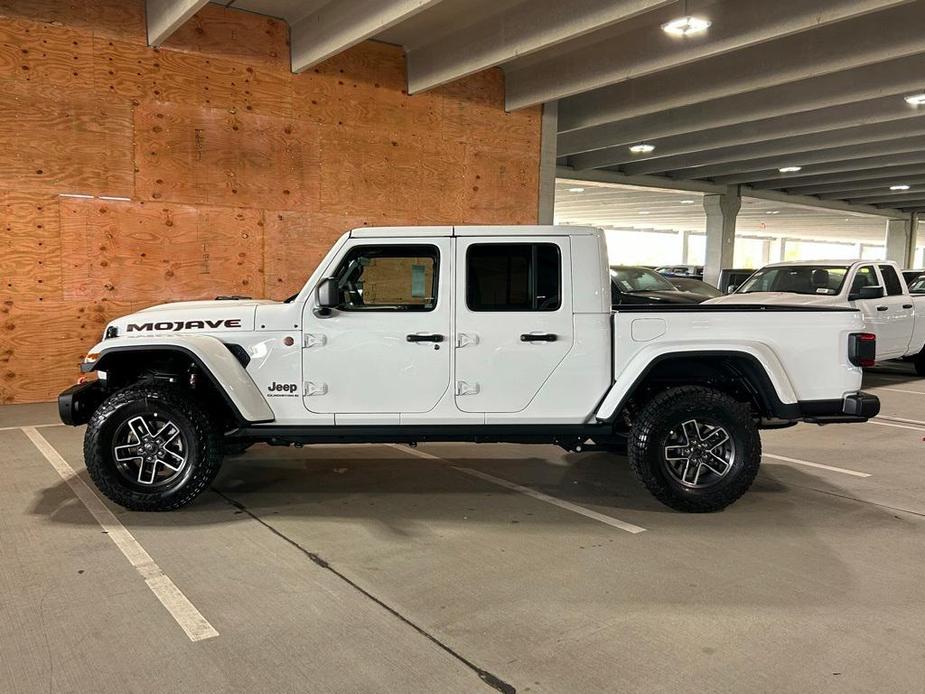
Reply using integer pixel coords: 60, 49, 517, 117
768, 237, 784, 263
679, 230, 690, 264
538, 102, 558, 225
885, 216, 915, 267
702, 188, 741, 287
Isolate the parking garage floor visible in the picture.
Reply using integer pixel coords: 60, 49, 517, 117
2, 367, 924, 694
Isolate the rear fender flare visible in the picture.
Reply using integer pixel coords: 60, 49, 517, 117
595, 344, 797, 422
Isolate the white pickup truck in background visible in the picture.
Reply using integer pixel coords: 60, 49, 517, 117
708, 260, 925, 374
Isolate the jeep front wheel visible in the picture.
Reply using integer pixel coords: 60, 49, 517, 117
628, 386, 761, 512
84, 384, 223, 511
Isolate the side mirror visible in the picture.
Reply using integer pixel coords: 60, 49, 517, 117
316, 278, 342, 313
726, 284, 739, 294
849, 285, 884, 301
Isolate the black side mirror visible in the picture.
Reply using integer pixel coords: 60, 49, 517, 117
849, 285, 884, 301
316, 278, 342, 312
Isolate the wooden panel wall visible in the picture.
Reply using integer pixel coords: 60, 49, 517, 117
0, 1, 541, 404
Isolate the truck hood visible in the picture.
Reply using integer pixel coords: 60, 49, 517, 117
108, 299, 278, 337
705, 292, 843, 307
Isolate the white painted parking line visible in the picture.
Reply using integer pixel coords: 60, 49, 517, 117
763, 453, 870, 478
875, 415, 925, 426
868, 419, 925, 433
21, 426, 219, 642
873, 387, 925, 396
0, 422, 64, 432
392, 444, 647, 534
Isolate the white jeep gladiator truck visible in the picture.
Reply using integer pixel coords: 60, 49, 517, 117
707, 259, 925, 374
59, 226, 879, 513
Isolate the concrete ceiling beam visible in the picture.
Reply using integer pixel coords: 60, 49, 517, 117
568, 100, 925, 171
290, 0, 443, 73
671, 137, 925, 182
614, 119, 925, 177
551, 2, 924, 126
505, 0, 912, 111
404, 0, 672, 93
145, 0, 209, 46
558, 54, 925, 157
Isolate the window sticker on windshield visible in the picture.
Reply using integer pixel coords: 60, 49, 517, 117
816, 288, 829, 294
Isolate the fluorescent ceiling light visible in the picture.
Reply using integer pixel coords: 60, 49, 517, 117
778, 166, 802, 173
566, 187, 585, 193
629, 143, 655, 154
639, 211, 650, 215
766, 210, 780, 215
680, 199, 695, 204
890, 184, 910, 191
662, 16, 711, 37
905, 93, 925, 106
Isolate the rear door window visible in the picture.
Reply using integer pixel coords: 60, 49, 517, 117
878, 265, 904, 296
466, 243, 561, 311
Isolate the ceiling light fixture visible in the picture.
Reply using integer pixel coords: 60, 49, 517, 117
890, 184, 911, 191
629, 143, 655, 154
662, 16, 711, 37
905, 93, 925, 106
778, 166, 802, 173
639, 211, 651, 215
680, 199, 695, 204
567, 187, 585, 193
766, 210, 780, 215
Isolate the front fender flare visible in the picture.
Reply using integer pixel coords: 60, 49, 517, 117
85, 335, 275, 424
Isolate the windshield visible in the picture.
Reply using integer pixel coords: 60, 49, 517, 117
737, 265, 849, 296
910, 276, 925, 294
610, 267, 677, 293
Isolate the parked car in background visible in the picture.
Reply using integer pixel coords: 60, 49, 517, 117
717, 268, 756, 293
666, 277, 724, 300
909, 275, 925, 294
903, 269, 924, 288
610, 266, 706, 306
707, 260, 925, 373
656, 264, 703, 279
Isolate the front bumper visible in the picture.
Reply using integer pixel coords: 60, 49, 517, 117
58, 380, 106, 426
800, 391, 880, 424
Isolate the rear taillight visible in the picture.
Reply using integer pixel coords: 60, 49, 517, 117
848, 332, 876, 367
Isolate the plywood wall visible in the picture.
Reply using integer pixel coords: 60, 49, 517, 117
0, 1, 541, 404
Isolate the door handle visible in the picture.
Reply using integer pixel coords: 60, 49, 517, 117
876, 306, 888, 312
406, 333, 444, 342
903, 304, 913, 309
520, 333, 557, 342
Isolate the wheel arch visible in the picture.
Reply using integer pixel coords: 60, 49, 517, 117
87, 336, 274, 425
596, 349, 799, 423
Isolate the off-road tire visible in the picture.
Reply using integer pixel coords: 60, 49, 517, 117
629, 386, 761, 512
915, 348, 925, 377
84, 384, 223, 511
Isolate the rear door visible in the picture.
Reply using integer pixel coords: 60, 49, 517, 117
454, 237, 573, 413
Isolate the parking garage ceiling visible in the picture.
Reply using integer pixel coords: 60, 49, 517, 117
198, 0, 925, 213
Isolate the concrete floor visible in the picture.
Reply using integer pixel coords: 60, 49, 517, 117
1, 367, 923, 694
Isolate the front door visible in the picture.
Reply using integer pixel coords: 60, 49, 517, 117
875, 264, 915, 358
302, 238, 452, 415
454, 237, 573, 413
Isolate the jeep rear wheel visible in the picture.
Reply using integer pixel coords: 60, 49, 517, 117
84, 384, 223, 511
629, 386, 761, 512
